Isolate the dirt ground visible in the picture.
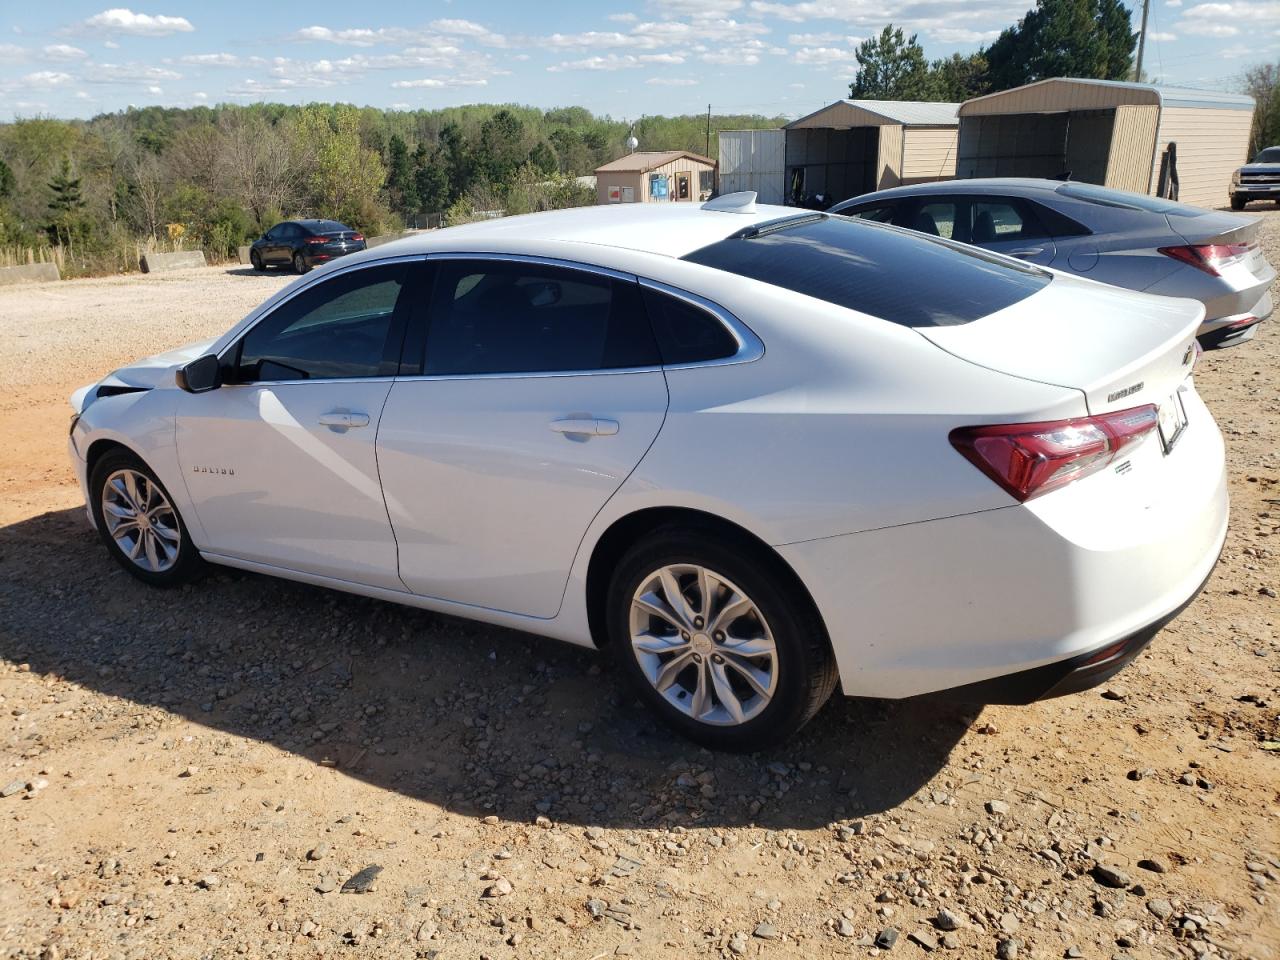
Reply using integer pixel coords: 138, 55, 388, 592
0, 229, 1277, 960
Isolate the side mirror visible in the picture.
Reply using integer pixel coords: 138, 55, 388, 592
176, 354, 222, 393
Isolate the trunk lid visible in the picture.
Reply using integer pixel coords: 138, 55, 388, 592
917, 273, 1203, 415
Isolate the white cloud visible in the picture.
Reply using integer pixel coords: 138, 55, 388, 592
0, 43, 26, 61
647, 0, 744, 17
430, 19, 508, 47
193, 90, 207, 99
646, 76, 698, 85
608, 11, 639, 20
84, 62, 182, 84
930, 27, 1002, 43
793, 45, 854, 64
788, 31, 842, 44
43, 44, 88, 60
1166, 0, 1182, 5
1179, 21, 1239, 34
1148, 30, 1178, 40
548, 52, 688, 70
146, 85, 162, 94
83, 8, 194, 36
21, 70, 74, 88
390, 77, 488, 88
700, 39, 768, 64
179, 52, 240, 66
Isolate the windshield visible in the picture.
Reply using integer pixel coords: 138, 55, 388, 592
682, 214, 1050, 328
1252, 147, 1280, 164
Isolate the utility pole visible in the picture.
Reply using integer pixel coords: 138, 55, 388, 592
1134, 0, 1150, 82
706, 104, 711, 158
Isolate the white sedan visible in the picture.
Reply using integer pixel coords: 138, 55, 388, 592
68, 195, 1228, 749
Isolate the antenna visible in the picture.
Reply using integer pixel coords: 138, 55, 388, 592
625, 123, 639, 153
702, 191, 757, 214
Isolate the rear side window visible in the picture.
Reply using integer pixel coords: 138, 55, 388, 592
682, 215, 1050, 328
839, 203, 897, 223
423, 260, 659, 375
641, 286, 738, 365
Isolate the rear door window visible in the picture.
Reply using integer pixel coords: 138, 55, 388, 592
422, 259, 659, 375
682, 214, 1050, 328
838, 203, 898, 223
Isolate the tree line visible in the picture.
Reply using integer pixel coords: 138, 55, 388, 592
848, 0, 1139, 102
0, 103, 781, 276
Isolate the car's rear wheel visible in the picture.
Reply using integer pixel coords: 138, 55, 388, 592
293, 252, 309, 274
89, 449, 205, 587
250, 248, 265, 271
607, 527, 837, 750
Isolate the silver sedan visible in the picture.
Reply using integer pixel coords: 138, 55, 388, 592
831, 178, 1275, 348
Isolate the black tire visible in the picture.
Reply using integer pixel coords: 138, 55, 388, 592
606, 525, 838, 751
293, 251, 309, 274
89, 448, 205, 588
250, 248, 265, 271
1230, 194, 1247, 211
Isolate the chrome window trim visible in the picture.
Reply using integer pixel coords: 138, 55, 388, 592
217, 250, 765, 386
392, 252, 763, 382
637, 277, 765, 370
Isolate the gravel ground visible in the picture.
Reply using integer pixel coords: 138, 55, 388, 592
0, 233, 1277, 960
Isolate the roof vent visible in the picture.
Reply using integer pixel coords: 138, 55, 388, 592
702, 191, 758, 214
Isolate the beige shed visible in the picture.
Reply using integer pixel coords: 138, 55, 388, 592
594, 151, 716, 205
782, 100, 959, 204
956, 78, 1255, 208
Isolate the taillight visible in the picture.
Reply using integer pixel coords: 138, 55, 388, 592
305, 236, 327, 245
950, 405, 1159, 502
352, 233, 364, 242
1158, 242, 1251, 276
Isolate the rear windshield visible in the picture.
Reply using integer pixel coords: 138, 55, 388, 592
1253, 147, 1280, 163
308, 220, 351, 233
1055, 182, 1197, 216
680, 214, 1050, 328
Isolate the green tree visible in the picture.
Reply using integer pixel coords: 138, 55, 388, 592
476, 109, 528, 184
295, 105, 388, 230
412, 142, 450, 217
985, 0, 1136, 90
46, 155, 86, 247
931, 52, 991, 101
385, 133, 418, 218
0, 157, 13, 199
529, 140, 558, 176
849, 26, 938, 100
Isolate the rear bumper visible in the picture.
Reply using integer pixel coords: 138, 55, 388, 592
918, 551, 1216, 703
777, 385, 1228, 700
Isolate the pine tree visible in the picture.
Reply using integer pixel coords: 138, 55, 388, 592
47, 155, 86, 248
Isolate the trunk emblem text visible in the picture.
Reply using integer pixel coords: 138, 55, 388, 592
192, 465, 235, 475
1107, 382, 1144, 403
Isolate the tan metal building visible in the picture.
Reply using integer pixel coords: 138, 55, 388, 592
594, 151, 716, 205
956, 78, 1255, 208
782, 100, 960, 204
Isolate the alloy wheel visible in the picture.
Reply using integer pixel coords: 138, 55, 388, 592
629, 563, 778, 726
101, 468, 182, 573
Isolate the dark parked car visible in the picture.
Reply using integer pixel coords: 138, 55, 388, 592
249, 219, 366, 274
830, 179, 1275, 349
1230, 146, 1280, 210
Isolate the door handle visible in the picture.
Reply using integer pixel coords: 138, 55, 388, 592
1008, 247, 1044, 259
550, 417, 619, 437
318, 411, 370, 429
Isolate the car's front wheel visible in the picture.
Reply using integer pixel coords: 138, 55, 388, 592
607, 527, 838, 750
1230, 194, 1247, 211
250, 248, 265, 271
89, 449, 205, 587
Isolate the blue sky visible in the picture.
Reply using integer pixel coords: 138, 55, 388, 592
1, 1, 1275, 122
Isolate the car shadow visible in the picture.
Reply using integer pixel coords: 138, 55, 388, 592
0, 506, 978, 830
224, 266, 289, 278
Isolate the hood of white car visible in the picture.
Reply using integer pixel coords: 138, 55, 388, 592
105, 337, 218, 388
71, 337, 218, 412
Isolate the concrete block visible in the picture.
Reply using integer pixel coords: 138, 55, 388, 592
140, 250, 207, 273
0, 262, 61, 286
237, 245, 253, 265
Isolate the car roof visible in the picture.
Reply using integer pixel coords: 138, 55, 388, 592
356, 202, 799, 260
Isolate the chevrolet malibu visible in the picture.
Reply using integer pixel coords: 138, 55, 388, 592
68, 195, 1227, 750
